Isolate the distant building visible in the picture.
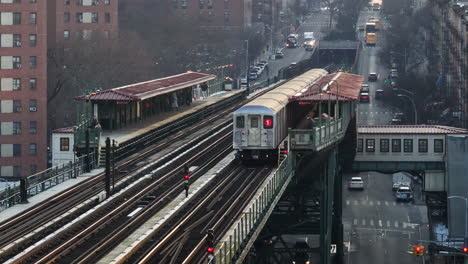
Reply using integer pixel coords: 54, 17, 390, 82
429, 0, 468, 128
0, 0, 49, 177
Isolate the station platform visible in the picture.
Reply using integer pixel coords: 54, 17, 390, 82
99, 89, 245, 147
0, 168, 104, 223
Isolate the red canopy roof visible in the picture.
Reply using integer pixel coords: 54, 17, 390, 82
289, 72, 364, 102
75, 72, 216, 101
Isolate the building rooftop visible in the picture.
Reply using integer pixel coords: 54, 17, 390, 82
358, 125, 468, 134
52, 127, 74, 134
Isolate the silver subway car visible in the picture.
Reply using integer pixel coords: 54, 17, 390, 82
233, 68, 328, 161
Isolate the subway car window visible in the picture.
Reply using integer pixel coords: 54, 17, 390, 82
236, 116, 244, 128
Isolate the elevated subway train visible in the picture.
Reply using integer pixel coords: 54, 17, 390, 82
233, 68, 328, 161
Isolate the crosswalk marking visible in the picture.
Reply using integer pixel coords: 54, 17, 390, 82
370, 219, 374, 226
393, 202, 397, 206
345, 199, 414, 207
354, 200, 359, 206
386, 220, 391, 227
346, 200, 350, 205
350, 218, 421, 230
354, 219, 358, 225
362, 219, 366, 225
377, 201, 381, 206
385, 201, 389, 206
369, 201, 373, 206
362, 200, 367, 205
379, 220, 382, 227
395, 221, 399, 228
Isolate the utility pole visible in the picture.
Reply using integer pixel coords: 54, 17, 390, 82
105, 137, 111, 198
245, 39, 250, 96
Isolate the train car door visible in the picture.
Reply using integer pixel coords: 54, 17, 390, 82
248, 115, 261, 146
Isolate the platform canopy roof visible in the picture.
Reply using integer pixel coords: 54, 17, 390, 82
358, 125, 468, 134
289, 72, 363, 102
75, 72, 216, 102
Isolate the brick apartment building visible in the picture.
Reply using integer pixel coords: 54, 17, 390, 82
0, 0, 118, 178
170, 0, 253, 31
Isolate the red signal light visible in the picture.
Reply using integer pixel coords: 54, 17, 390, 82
463, 247, 468, 253
184, 175, 190, 180
282, 150, 289, 154
207, 247, 214, 254
416, 246, 422, 252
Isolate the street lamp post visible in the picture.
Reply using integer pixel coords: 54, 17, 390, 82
397, 94, 418, 125
448, 196, 468, 246
245, 40, 249, 95
390, 50, 407, 73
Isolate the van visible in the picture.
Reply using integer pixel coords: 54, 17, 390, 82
395, 186, 413, 201
366, 33, 377, 46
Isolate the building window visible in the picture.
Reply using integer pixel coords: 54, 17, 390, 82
30, 164, 37, 175
92, 12, 98, 23
199, 0, 204, 8
392, 139, 401, 152
76, 0, 83, 5
30, 121, 37, 134
64, 0, 70, 5
13, 121, 21, 134
434, 139, 444, 153
181, 0, 187, 8
418, 139, 428, 153
104, 0, 110, 4
403, 139, 413, 152
105, 13, 110, 23
29, 143, 37, 156
64, 12, 70, 23
13, 144, 21, 157
64, 30, 70, 39
29, 78, 37, 90
30, 0, 37, 3
76, 13, 83, 23
60, 138, 70, 151
29, 99, 37, 112
13, 12, 21, 24
29, 56, 37, 69
357, 138, 363, 152
92, 0, 99, 5
13, 100, 22, 112
172, 0, 178, 8
29, 34, 37, 47
380, 139, 389, 152
366, 139, 375, 152
13, 78, 21, 90
224, 11, 230, 22
13, 34, 22, 47
13, 56, 21, 69
207, 0, 213, 8
29, 12, 37, 24
224, 0, 229, 9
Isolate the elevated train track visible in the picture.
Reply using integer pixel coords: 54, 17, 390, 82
0, 64, 334, 263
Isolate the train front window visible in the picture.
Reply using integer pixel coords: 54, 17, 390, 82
250, 117, 259, 128
236, 116, 245, 128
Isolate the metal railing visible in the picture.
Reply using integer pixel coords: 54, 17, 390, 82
211, 155, 294, 263
289, 118, 346, 151
0, 152, 96, 212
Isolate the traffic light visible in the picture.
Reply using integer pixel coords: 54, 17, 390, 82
412, 245, 424, 256
463, 247, 468, 253
183, 164, 190, 180
206, 229, 215, 256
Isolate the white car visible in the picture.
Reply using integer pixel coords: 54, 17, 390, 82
348, 177, 364, 190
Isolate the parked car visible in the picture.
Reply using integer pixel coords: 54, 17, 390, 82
391, 63, 398, 70
260, 60, 268, 67
248, 72, 258, 81
368, 72, 378, 81
360, 84, 370, 93
390, 71, 398, 79
348, 177, 364, 190
395, 186, 413, 201
252, 66, 263, 75
275, 50, 284, 59
375, 89, 384, 99
360, 93, 370, 102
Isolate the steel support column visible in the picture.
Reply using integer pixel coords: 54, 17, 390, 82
320, 149, 336, 264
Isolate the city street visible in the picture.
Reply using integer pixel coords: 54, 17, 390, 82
252, 11, 332, 84
343, 9, 429, 264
